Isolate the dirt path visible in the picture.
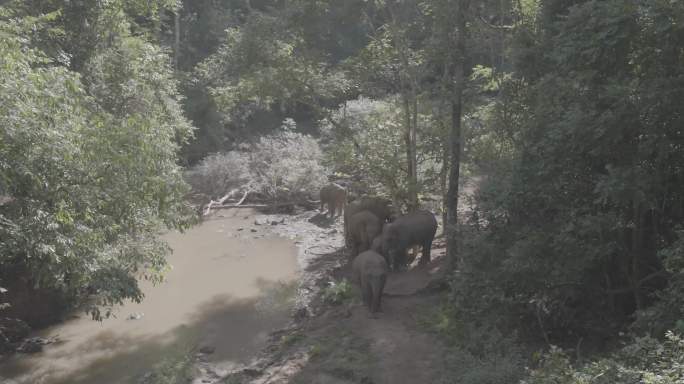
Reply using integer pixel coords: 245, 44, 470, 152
220, 223, 452, 384
213, 178, 480, 384
291, 249, 449, 384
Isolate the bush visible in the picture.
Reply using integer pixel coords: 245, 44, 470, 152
522, 331, 684, 384
321, 279, 354, 305
249, 122, 327, 203
186, 152, 250, 199
420, 303, 526, 384
187, 120, 327, 204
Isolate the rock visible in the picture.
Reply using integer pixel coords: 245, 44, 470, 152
127, 312, 144, 320
251, 228, 258, 233
237, 227, 244, 231
0, 318, 31, 343
16, 337, 51, 353
199, 345, 216, 354
293, 307, 308, 321
241, 367, 263, 377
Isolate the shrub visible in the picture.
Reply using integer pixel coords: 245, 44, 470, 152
187, 152, 250, 199
522, 331, 684, 384
187, 120, 327, 204
248, 121, 327, 203
421, 303, 526, 384
321, 279, 354, 305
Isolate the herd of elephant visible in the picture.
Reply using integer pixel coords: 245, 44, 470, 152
319, 183, 438, 317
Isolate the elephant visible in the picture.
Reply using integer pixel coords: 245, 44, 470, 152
347, 210, 382, 258
378, 210, 437, 270
319, 183, 347, 218
344, 196, 394, 247
352, 250, 388, 316
370, 235, 383, 254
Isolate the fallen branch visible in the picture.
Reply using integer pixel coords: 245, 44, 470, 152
235, 189, 251, 206
207, 204, 270, 209
208, 201, 301, 210
203, 188, 239, 216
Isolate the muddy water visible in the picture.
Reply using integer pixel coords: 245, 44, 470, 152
0, 209, 299, 384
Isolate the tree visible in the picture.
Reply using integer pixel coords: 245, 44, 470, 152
0, 6, 195, 321
451, 0, 684, 341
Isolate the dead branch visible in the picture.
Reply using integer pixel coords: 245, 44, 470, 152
203, 189, 239, 216
235, 189, 251, 206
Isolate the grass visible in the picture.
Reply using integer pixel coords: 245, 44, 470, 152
138, 346, 196, 384
321, 278, 355, 305
290, 329, 375, 384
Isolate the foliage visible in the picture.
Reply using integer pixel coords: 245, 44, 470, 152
185, 152, 250, 199
195, 8, 353, 135
139, 347, 196, 384
0, 9, 194, 319
187, 122, 327, 203
291, 330, 375, 384
523, 331, 684, 384
420, 303, 525, 384
451, 0, 684, 342
321, 279, 354, 305
323, 97, 444, 209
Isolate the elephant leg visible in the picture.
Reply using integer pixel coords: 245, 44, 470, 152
371, 275, 386, 313
394, 250, 408, 271
361, 278, 372, 308
419, 240, 433, 265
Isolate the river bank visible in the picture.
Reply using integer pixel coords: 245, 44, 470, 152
199, 209, 452, 384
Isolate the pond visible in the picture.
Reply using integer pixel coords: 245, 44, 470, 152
0, 208, 299, 384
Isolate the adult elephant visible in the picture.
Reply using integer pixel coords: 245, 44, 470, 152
344, 196, 393, 247
346, 210, 382, 258
377, 210, 437, 270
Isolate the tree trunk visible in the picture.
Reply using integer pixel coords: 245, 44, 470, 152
403, 94, 418, 211
441, 121, 449, 229
409, 90, 419, 211
446, 0, 469, 271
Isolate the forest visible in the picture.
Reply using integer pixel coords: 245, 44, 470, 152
1, 0, 684, 383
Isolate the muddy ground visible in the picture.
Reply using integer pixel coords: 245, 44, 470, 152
195, 208, 452, 384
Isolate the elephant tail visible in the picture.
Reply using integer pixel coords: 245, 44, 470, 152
370, 274, 386, 313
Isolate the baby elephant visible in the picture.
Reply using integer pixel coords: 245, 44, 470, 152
347, 210, 382, 257
379, 210, 437, 270
352, 250, 388, 316
319, 183, 347, 218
